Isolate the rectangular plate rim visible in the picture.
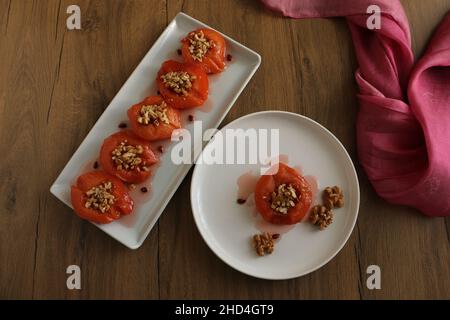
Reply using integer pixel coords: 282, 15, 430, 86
50, 12, 261, 249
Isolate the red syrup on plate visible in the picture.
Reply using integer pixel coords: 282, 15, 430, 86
236, 155, 320, 235
129, 153, 161, 204
118, 183, 152, 226
237, 170, 259, 201
119, 162, 160, 228
197, 99, 213, 113
278, 154, 289, 164
305, 175, 319, 203
85, 159, 100, 172
292, 164, 319, 205
120, 129, 174, 226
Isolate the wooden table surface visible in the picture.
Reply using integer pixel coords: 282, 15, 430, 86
1, 0, 449, 300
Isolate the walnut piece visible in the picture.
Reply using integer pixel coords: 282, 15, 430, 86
137, 101, 169, 126
309, 205, 334, 230
323, 185, 344, 209
252, 232, 276, 256
187, 30, 215, 62
270, 183, 299, 214
111, 140, 149, 172
84, 181, 116, 213
160, 71, 196, 96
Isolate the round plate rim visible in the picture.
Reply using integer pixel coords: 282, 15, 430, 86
190, 110, 360, 280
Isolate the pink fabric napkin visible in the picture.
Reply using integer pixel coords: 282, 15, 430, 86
261, 0, 450, 216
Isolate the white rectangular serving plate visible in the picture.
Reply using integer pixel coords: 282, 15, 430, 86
50, 12, 261, 249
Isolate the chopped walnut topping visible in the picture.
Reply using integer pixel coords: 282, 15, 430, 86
111, 140, 149, 172
84, 181, 116, 213
323, 185, 344, 209
310, 205, 334, 230
160, 71, 196, 96
270, 183, 299, 214
137, 101, 169, 126
187, 30, 215, 62
253, 232, 275, 256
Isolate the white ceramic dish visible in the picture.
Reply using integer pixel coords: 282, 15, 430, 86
50, 12, 261, 249
191, 111, 360, 280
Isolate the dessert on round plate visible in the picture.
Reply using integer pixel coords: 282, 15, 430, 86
255, 163, 313, 225
250, 162, 345, 256
190, 111, 359, 278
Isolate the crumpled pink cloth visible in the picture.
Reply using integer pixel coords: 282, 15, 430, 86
262, 0, 450, 216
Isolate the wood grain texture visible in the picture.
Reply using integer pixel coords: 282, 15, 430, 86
0, 0, 449, 299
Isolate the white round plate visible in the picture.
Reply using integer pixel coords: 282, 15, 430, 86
190, 111, 360, 280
